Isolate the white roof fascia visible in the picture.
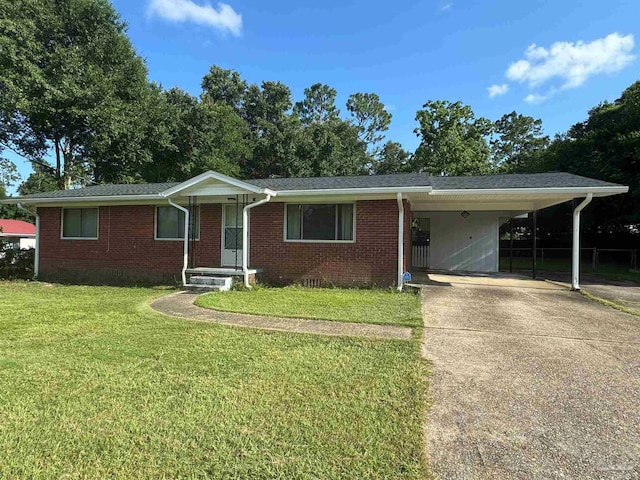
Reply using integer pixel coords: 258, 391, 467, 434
429, 186, 629, 196
0, 194, 163, 205
276, 186, 432, 196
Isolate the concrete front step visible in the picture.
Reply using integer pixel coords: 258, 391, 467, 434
183, 284, 229, 292
189, 275, 232, 288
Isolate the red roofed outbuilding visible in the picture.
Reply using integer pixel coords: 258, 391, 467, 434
0, 219, 36, 250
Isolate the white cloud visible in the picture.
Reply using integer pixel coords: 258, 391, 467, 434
148, 0, 242, 36
440, 2, 453, 11
487, 83, 509, 98
524, 93, 548, 104
506, 33, 635, 89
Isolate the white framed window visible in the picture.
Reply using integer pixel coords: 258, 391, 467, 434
155, 206, 200, 241
285, 203, 355, 242
61, 208, 99, 239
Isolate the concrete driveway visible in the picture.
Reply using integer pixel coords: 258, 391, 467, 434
421, 274, 640, 480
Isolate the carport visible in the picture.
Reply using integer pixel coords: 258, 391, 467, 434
405, 173, 628, 290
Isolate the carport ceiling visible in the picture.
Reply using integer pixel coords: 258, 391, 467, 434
408, 192, 582, 213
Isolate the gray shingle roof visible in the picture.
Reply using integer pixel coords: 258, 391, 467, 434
14, 172, 623, 200
426, 172, 620, 190
245, 173, 432, 190
19, 182, 179, 199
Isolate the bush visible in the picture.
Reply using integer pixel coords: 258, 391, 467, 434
0, 242, 35, 280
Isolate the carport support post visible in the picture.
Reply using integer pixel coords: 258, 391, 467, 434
531, 210, 537, 279
509, 218, 514, 274
572, 194, 593, 291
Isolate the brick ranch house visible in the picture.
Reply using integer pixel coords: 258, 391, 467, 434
4, 170, 628, 290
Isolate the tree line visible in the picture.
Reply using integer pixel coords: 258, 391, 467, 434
0, 0, 638, 240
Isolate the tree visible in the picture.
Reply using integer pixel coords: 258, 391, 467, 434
18, 163, 59, 196
241, 81, 302, 178
0, 0, 149, 189
374, 141, 411, 174
413, 100, 493, 175
201, 65, 247, 111
491, 112, 550, 172
293, 84, 340, 125
541, 81, 640, 229
293, 120, 369, 177
346, 93, 392, 152
0, 157, 23, 219
133, 88, 250, 183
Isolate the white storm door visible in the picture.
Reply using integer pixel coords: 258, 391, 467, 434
222, 204, 243, 267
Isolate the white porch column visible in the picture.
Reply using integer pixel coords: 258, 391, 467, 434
572, 193, 593, 291
168, 199, 190, 286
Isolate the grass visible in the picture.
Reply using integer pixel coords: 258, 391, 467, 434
195, 286, 423, 327
0, 282, 429, 479
499, 256, 640, 284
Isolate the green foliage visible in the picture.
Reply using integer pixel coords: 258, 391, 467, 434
201, 65, 247, 111
0, 245, 34, 279
413, 100, 493, 175
538, 81, 640, 229
293, 83, 340, 125
374, 141, 412, 174
0, 0, 149, 188
346, 92, 392, 151
491, 111, 550, 172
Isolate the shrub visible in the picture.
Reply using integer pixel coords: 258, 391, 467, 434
0, 241, 35, 280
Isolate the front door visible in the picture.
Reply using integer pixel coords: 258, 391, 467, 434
222, 204, 243, 267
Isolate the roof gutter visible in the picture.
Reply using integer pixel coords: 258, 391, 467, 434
275, 186, 432, 196
1, 194, 164, 205
396, 193, 404, 291
429, 186, 629, 196
168, 199, 190, 287
242, 195, 272, 289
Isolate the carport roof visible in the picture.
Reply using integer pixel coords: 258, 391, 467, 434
3, 171, 627, 203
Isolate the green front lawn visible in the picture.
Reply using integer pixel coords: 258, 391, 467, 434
195, 286, 423, 327
0, 282, 429, 479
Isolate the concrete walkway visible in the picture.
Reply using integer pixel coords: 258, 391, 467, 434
421, 274, 640, 480
150, 291, 413, 340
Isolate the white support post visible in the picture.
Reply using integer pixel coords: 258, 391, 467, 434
168, 199, 190, 287
396, 193, 404, 291
16, 203, 39, 279
242, 195, 272, 289
572, 193, 593, 291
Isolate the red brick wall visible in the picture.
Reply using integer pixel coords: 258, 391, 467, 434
38, 204, 222, 284
249, 200, 402, 287
38, 200, 407, 287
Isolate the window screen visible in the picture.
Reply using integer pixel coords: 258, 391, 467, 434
156, 206, 199, 239
285, 204, 354, 241
62, 208, 98, 238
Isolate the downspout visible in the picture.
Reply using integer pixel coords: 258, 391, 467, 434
396, 193, 404, 291
572, 193, 593, 291
168, 199, 190, 287
242, 195, 272, 289
17, 203, 39, 279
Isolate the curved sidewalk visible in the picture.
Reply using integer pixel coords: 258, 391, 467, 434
150, 291, 413, 340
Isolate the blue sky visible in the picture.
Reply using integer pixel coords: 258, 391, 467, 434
8, 0, 640, 190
